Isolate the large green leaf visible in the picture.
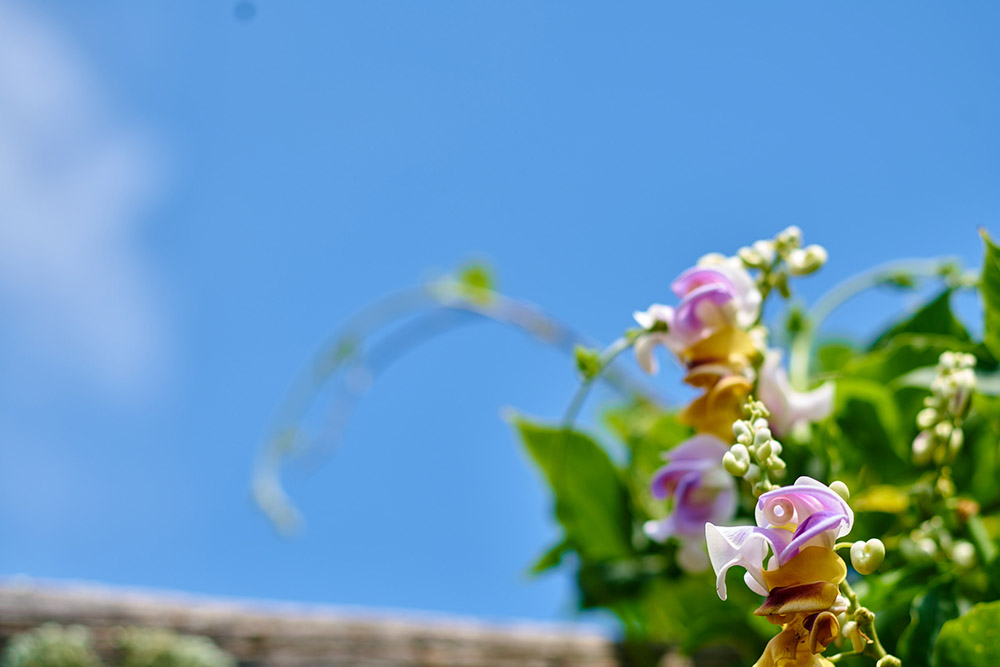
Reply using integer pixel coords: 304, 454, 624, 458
604, 403, 690, 520
834, 377, 908, 469
513, 416, 633, 562
981, 229, 1000, 361
933, 600, 1000, 667
871, 289, 970, 351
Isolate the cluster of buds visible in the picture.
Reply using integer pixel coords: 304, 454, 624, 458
900, 515, 977, 569
912, 351, 976, 465
722, 400, 787, 496
737, 226, 829, 299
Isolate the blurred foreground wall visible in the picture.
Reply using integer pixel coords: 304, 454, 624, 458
0, 581, 733, 666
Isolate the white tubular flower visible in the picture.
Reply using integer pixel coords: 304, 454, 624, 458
758, 349, 834, 436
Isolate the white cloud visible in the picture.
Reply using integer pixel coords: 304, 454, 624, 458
0, 0, 166, 397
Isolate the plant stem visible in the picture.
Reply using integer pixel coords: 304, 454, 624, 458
788, 258, 962, 390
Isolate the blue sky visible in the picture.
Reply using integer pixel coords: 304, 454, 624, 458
0, 0, 999, 627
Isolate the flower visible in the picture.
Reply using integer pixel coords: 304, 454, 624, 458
680, 363, 754, 440
634, 256, 762, 374
705, 478, 854, 667
757, 350, 834, 436
643, 434, 737, 572
634, 257, 763, 439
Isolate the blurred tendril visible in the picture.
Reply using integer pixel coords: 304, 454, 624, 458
788, 257, 974, 390
253, 263, 662, 533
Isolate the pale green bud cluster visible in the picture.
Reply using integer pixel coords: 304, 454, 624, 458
900, 515, 977, 569
723, 400, 786, 497
912, 351, 976, 465
737, 226, 828, 299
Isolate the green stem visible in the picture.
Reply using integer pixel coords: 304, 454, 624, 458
789, 258, 962, 390
561, 336, 635, 429
838, 580, 897, 663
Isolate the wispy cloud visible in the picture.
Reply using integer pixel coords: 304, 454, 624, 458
0, 0, 166, 397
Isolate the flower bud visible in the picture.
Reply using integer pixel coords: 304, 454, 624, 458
877, 656, 902, 667
842, 621, 866, 654
951, 541, 976, 568
777, 225, 803, 248
916, 537, 938, 559
744, 464, 761, 483
916, 408, 938, 429
829, 480, 850, 501
786, 245, 828, 276
755, 439, 772, 460
850, 538, 886, 575
723, 451, 750, 477
753, 428, 772, 448
753, 240, 777, 266
934, 421, 953, 441
912, 430, 934, 465
733, 420, 752, 442
948, 428, 964, 455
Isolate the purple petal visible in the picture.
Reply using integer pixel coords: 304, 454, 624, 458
672, 267, 736, 299
756, 477, 853, 537
674, 284, 734, 333
775, 510, 850, 566
667, 434, 730, 463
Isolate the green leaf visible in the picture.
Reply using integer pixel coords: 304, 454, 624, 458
981, 229, 1000, 361
528, 539, 571, 576
871, 289, 970, 351
897, 584, 959, 667
573, 345, 602, 381
455, 262, 496, 305
816, 340, 857, 375
933, 600, 1000, 667
604, 403, 690, 519
512, 416, 633, 562
834, 377, 908, 467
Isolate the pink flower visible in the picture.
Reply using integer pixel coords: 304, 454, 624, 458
704, 477, 853, 599
644, 434, 737, 572
634, 256, 761, 374
758, 350, 834, 436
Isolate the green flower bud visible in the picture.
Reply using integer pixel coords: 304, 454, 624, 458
786, 245, 828, 276
934, 421, 953, 441
723, 451, 749, 477
733, 420, 752, 441
744, 464, 761, 483
916, 407, 938, 429
850, 538, 886, 575
776, 225, 803, 248
738, 246, 765, 268
948, 427, 964, 454
753, 428, 772, 448
755, 439, 772, 460
951, 540, 976, 569
829, 480, 850, 501
876, 656, 902, 667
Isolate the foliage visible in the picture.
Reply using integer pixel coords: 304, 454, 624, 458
1, 626, 234, 667
509, 230, 1000, 665
115, 629, 234, 667
1, 625, 100, 667
264, 226, 1000, 666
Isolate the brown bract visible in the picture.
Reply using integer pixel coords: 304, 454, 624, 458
751, 547, 848, 667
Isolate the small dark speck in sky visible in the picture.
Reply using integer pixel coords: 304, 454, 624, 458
234, 2, 257, 23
